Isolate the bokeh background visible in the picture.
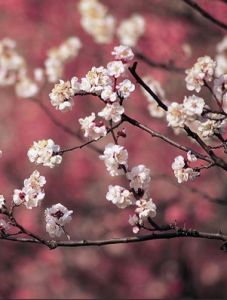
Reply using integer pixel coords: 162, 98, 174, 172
0, 0, 227, 298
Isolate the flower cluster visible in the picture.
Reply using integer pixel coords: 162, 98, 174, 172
78, 0, 115, 44
171, 153, 199, 183
13, 170, 46, 209
49, 77, 80, 112
100, 143, 156, 233
106, 185, 134, 209
99, 143, 128, 176
0, 37, 40, 98
27, 139, 62, 168
45, 37, 81, 82
0, 38, 25, 87
48, 45, 135, 140
117, 14, 145, 47
79, 112, 107, 140
185, 56, 216, 92
166, 95, 205, 128
45, 203, 73, 238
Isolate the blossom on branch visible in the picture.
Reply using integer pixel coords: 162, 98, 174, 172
98, 102, 124, 123
45, 203, 73, 238
185, 56, 216, 92
27, 139, 62, 168
99, 143, 128, 176
106, 185, 134, 209
49, 79, 75, 112
117, 14, 145, 47
79, 112, 107, 140
126, 164, 151, 193
13, 170, 46, 209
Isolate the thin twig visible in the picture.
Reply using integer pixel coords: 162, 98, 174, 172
182, 0, 227, 30
135, 51, 185, 73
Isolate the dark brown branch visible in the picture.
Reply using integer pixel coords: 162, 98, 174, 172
135, 51, 185, 74
31, 98, 102, 155
129, 62, 168, 111
182, 0, 227, 30
1, 229, 226, 250
59, 120, 123, 155
129, 62, 227, 171
123, 113, 212, 163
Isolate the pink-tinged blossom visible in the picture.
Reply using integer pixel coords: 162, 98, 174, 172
98, 102, 124, 123
13, 170, 46, 209
45, 203, 73, 238
106, 185, 134, 209
183, 95, 205, 117
117, 79, 135, 99
80, 66, 111, 93
135, 199, 157, 220
111, 45, 134, 62
166, 102, 186, 128
49, 79, 74, 112
107, 61, 125, 78
185, 56, 216, 92
79, 112, 107, 140
27, 139, 62, 168
99, 143, 128, 176
127, 164, 151, 192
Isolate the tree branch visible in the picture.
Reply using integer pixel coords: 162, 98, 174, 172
182, 0, 227, 31
135, 51, 185, 73
1, 228, 226, 250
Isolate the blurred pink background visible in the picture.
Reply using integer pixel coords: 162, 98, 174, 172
0, 0, 227, 298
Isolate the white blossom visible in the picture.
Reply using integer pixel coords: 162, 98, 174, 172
185, 56, 216, 92
13, 170, 46, 209
183, 95, 205, 117
98, 102, 124, 123
111, 45, 134, 62
187, 151, 197, 162
126, 165, 151, 192
34, 68, 44, 82
174, 168, 200, 184
80, 66, 111, 93
135, 199, 157, 221
45, 203, 73, 238
213, 74, 227, 106
79, 112, 107, 140
0, 195, 5, 209
117, 14, 145, 47
45, 37, 81, 82
15, 77, 39, 98
128, 214, 141, 234
49, 79, 74, 112
141, 76, 167, 118
215, 36, 227, 76
171, 155, 185, 171
166, 102, 186, 128
0, 219, 10, 230
106, 185, 134, 209
101, 85, 117, 102
107, 61, 125, 78
0, 37, 25, 87
117, 79, 135, 99
197, 119, 223, 139
27, 139, 62, 168
78, 0, 115, 44
99, 143, 128, 176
